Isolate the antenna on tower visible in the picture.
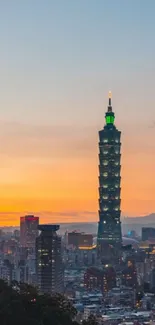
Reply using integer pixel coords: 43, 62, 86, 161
108, 90, 112, 106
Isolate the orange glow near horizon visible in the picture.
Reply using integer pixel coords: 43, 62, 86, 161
0, 141, 155, 226
0, 122, 155, 226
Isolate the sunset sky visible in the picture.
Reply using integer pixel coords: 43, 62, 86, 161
0, 0, 155, 225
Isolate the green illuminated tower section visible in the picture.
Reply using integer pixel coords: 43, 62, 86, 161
97, 92, 122, 257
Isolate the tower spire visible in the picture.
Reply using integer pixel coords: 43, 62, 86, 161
105, 91, 115, 125
108, 90, 112, 107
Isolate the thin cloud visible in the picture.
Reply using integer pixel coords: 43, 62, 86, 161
0, 211, 20, 215
0, 210, 97, 223
0, 121, 98, 159
38, 210, 97, 220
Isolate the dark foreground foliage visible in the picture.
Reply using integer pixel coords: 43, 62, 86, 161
83, 315, 99, 325
0, 280, 77, 325
0, 280, 98, 325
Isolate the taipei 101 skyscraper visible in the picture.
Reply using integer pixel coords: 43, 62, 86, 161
97, 92, 122, 258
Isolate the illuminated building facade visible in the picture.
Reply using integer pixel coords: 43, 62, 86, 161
20, 215, 39, 249
63, 246, 97, 268
68, 232, 93, 248
122, 258, 137, 289
36, 225, 64, 294
97, 93, 122, 257
84, 266, 116, 294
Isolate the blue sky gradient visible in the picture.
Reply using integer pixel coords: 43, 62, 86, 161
0, 0, 154, 125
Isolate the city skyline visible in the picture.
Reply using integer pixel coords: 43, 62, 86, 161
0, 1, 155, 225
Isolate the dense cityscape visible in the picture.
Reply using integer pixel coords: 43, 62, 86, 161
1, 95, 155, 325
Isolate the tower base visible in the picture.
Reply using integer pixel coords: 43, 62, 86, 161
97, 240, 122, 266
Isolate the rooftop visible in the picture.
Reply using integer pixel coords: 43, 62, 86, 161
38, 224, 60, 232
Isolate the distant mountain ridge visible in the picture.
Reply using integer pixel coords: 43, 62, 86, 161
123, 213, 155, 224
1, 214, 155, 237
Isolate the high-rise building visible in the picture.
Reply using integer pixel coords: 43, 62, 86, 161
36, 225, 64, 294
97, 92, 122, 257
122, 258, 137, 289
142, 227, 155, 241
20, 215, 39, 249
150, 268, 155, 290
84, 265, 116, 293
68, 232, 93, 248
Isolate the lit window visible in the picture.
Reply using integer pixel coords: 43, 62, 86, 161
103, 172, 108, 177
103, 161, 108, 166
103, 139, 108, 143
